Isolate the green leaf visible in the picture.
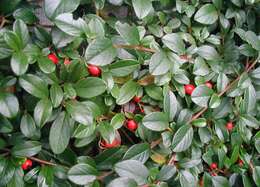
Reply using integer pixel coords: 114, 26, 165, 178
179, 170, 197, 187
196, 45, 220, 60
172, 125, 193, 152
44, 0, 80, 20
11, 141, 42, 157
145, 85, 163, 100
7, 168, 24, 187
66, 100, 93, 125
75, 77, 106, 98
192, 118, 207, 127
253, 166, 260, 186
245, 31, 260, 51
162, 33, 185, 54
50, 84, 63, 108
164, 90, 178, 121
0, 93, 19, 118
85, 37, 117, 66
191, 85, 213, 107
20, 113, 37, 138
242, 85, 256, 113
193, 57, 210, 76
37, 166, 54, 186
11, 51, 28, 75
95, 147, 126, 170
123, 143, 150, 163
217, 73, 229, 93
115, 21, 140, 45
55, 13, 87, 37
157, 165, 176, 181
132, 0, 153, 19
4, 31, 23, 51
240, 114, 260, 129
194, 4, 218, 24
115, 160, 149, 185
34, 99, 53, 127
50, 112, 73, 154
13, 8, 38, 24
149, 50, 171, 76
0, 159, 15, 186
38, 56, 56, 74
19, 74, 49, 99
0, 116, 13, 133
212, 176, 230, 187
209, 93, 221, 108
68, 163, 98, 185
97, 122, 116, 143
111, 113, 125, 129
142, 112, 169, 131
108, 177, 138, 187
13, 19, 29, 48
109, 60, 140, 77
73, 124, 96, 138
116, 80, 139, 105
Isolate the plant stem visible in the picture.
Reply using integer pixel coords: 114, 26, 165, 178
113, 44, 156, 53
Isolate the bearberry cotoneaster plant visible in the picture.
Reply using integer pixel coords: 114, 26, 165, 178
0, 0, 260, 186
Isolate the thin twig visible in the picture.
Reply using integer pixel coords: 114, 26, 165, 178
97, 170, 114, 180
113, 44, 156, 53
28, 156, 57, 166
120, 128, 135, 144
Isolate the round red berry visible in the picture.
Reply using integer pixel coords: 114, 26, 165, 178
126, 119, 138, 131
210, 163, 218, 170
133, 96, 142, 103
184, 84, 195, 95
226, 122, 234, 131
238, 159, 243, 167
205, 81, 213, 89
211, 172, 217, 176
48, 53, 59, 65
64, 58, 71, 65
21, 159, 32, 170
101, 137, 121, 148
87, 64, 101, 77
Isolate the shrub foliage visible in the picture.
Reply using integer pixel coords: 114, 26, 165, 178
0, 0, 260, 186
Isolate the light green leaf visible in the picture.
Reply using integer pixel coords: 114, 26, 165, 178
116, 80, 139, 105
0, 93, 19, 118
115, 160, 149, 185
11, 52, 28, 75
194, 4, 218, 24
55, 13, 87, 36
191, 85, 213, 107
34, 99, 53, 127
142, 112, 169, 131
162, 33, 185, 54
85, 37, 117, 66
44, 0, 80, 20
132, 0, 153, 19
172, 125, 193, 152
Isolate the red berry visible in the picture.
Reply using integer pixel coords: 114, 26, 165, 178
226, 122, 234, 131
133, 96, 142, 103
210, 163, 218, 170
101, 138, 121, 148
211, 172, 217, 176
238, 159, 243, 167
48, 53, 59, 65
87, 64, 101, 77
126, 119, 138, 131
64, 58, 71, 65
184, 84, 195, 95
205, 81, 213, 89
21, 159, 32, 170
